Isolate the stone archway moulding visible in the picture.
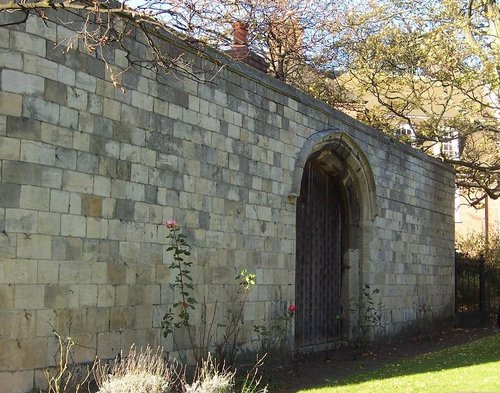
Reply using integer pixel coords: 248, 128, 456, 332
290, 129, 378, 222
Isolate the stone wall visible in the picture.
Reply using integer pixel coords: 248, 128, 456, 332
0, 11, 455, 392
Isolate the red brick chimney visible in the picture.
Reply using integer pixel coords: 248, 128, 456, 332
226, 21, 268, 73
232, 21, 249, 46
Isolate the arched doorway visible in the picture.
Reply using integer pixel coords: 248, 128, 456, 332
293, 131, 377, 350
296, 158, 344, 347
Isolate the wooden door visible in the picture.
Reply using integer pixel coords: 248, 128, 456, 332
296, 159, 343, 348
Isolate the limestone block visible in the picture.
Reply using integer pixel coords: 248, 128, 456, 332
0, 137, 21, 160
0, 231, 16, 258
55, 334, 95, 365
0, 27, 8, 47
73, 130, 90, 151
91, 262, 108, 284
168, 103, 182, 120
14, 284, 45, 309
110, 307, 136, 330
119, 241, 141, 264
132, 90, 153, 111
67, 87, 88, 110
115, 199, 134, 222
0, 91, 22, 116
40, 167, 62, 190
131, 163, 149, 184
0, 49, 22, 70
37, 260, 59, 285
149, 204, 162, 224
0, 258, 37, 284
19, 140, 55, 166
69, 192, 82, 215
143, 284, 161, 305
87, 217, 108, 239
126, 182, 145, 202
2, 69, 45, 95
153, 98, 169, 116
0, 184, 21, 208
0, 310, 36, 339
55, 63, 76, 86
194, 178, 217, 196
93, 116, 113, 139
56, 106, 79, 131
60, 214, 86, 237
120, 103, 138, 125
54, 308, 88, 336
23, 96, 59, 124
76, 152, 99, 174
26, 14, 56, 38
44, 285, 79, 309
102, 198, 115, 218
49, 190, 70, 213
136, 265, 154, 286
78, 284, 97, 307
24, 54, 59, 81
134, 202, 149, 222
10, 30, 46, 57
81, 194, 103, 217
97, 285, 115, 307
76, 71, 97, 93
119, 143, 141, 163
0, 370, 34, 393
17, 234, 51, 259
88, 177, 109, 199
103, 97, 122, 121
0, 115, 5, 135
108, 219, 127, 241
62, 170, 94, 193
37, 212, 60, 235
78, 111, 94, 135
58, 262, 91, 288
87, 307, 110, 332
41, 123, 74, 148
0, 285, 15, 309
88, 93, 104, 115
134, 306, 153, 329
20, 185, 50, 211
34, 309, 56, 338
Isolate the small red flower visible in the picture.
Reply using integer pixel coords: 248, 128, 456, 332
165, 219, 178, 229
288, 304, 296, 314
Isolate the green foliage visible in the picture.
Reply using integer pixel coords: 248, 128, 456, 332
161, 221, 258, 366
253, 305, 294, 354
237, 270, 256, 292
456, 223, 500, 269
214, 269, 257, 365
337, 0, 500, 205
161, 225, 196, 339
349, 285, 383, 353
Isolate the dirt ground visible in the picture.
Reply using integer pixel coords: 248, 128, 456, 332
262, 327, 499, 392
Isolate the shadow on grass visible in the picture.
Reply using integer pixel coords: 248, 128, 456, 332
306, 331, 499, 391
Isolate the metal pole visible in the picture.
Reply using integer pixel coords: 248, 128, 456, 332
479, 254, 486, 314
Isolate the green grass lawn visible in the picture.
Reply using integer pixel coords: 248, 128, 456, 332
299, 332, 500, 393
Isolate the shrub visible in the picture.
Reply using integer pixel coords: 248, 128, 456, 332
94, 345, 173, 393
456, 224, 500, 268
184, 355, 234, 393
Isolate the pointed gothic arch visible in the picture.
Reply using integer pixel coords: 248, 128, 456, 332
292, 129, 378, 350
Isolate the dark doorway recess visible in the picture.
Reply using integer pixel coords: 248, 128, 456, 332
296, 158, 344, 348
